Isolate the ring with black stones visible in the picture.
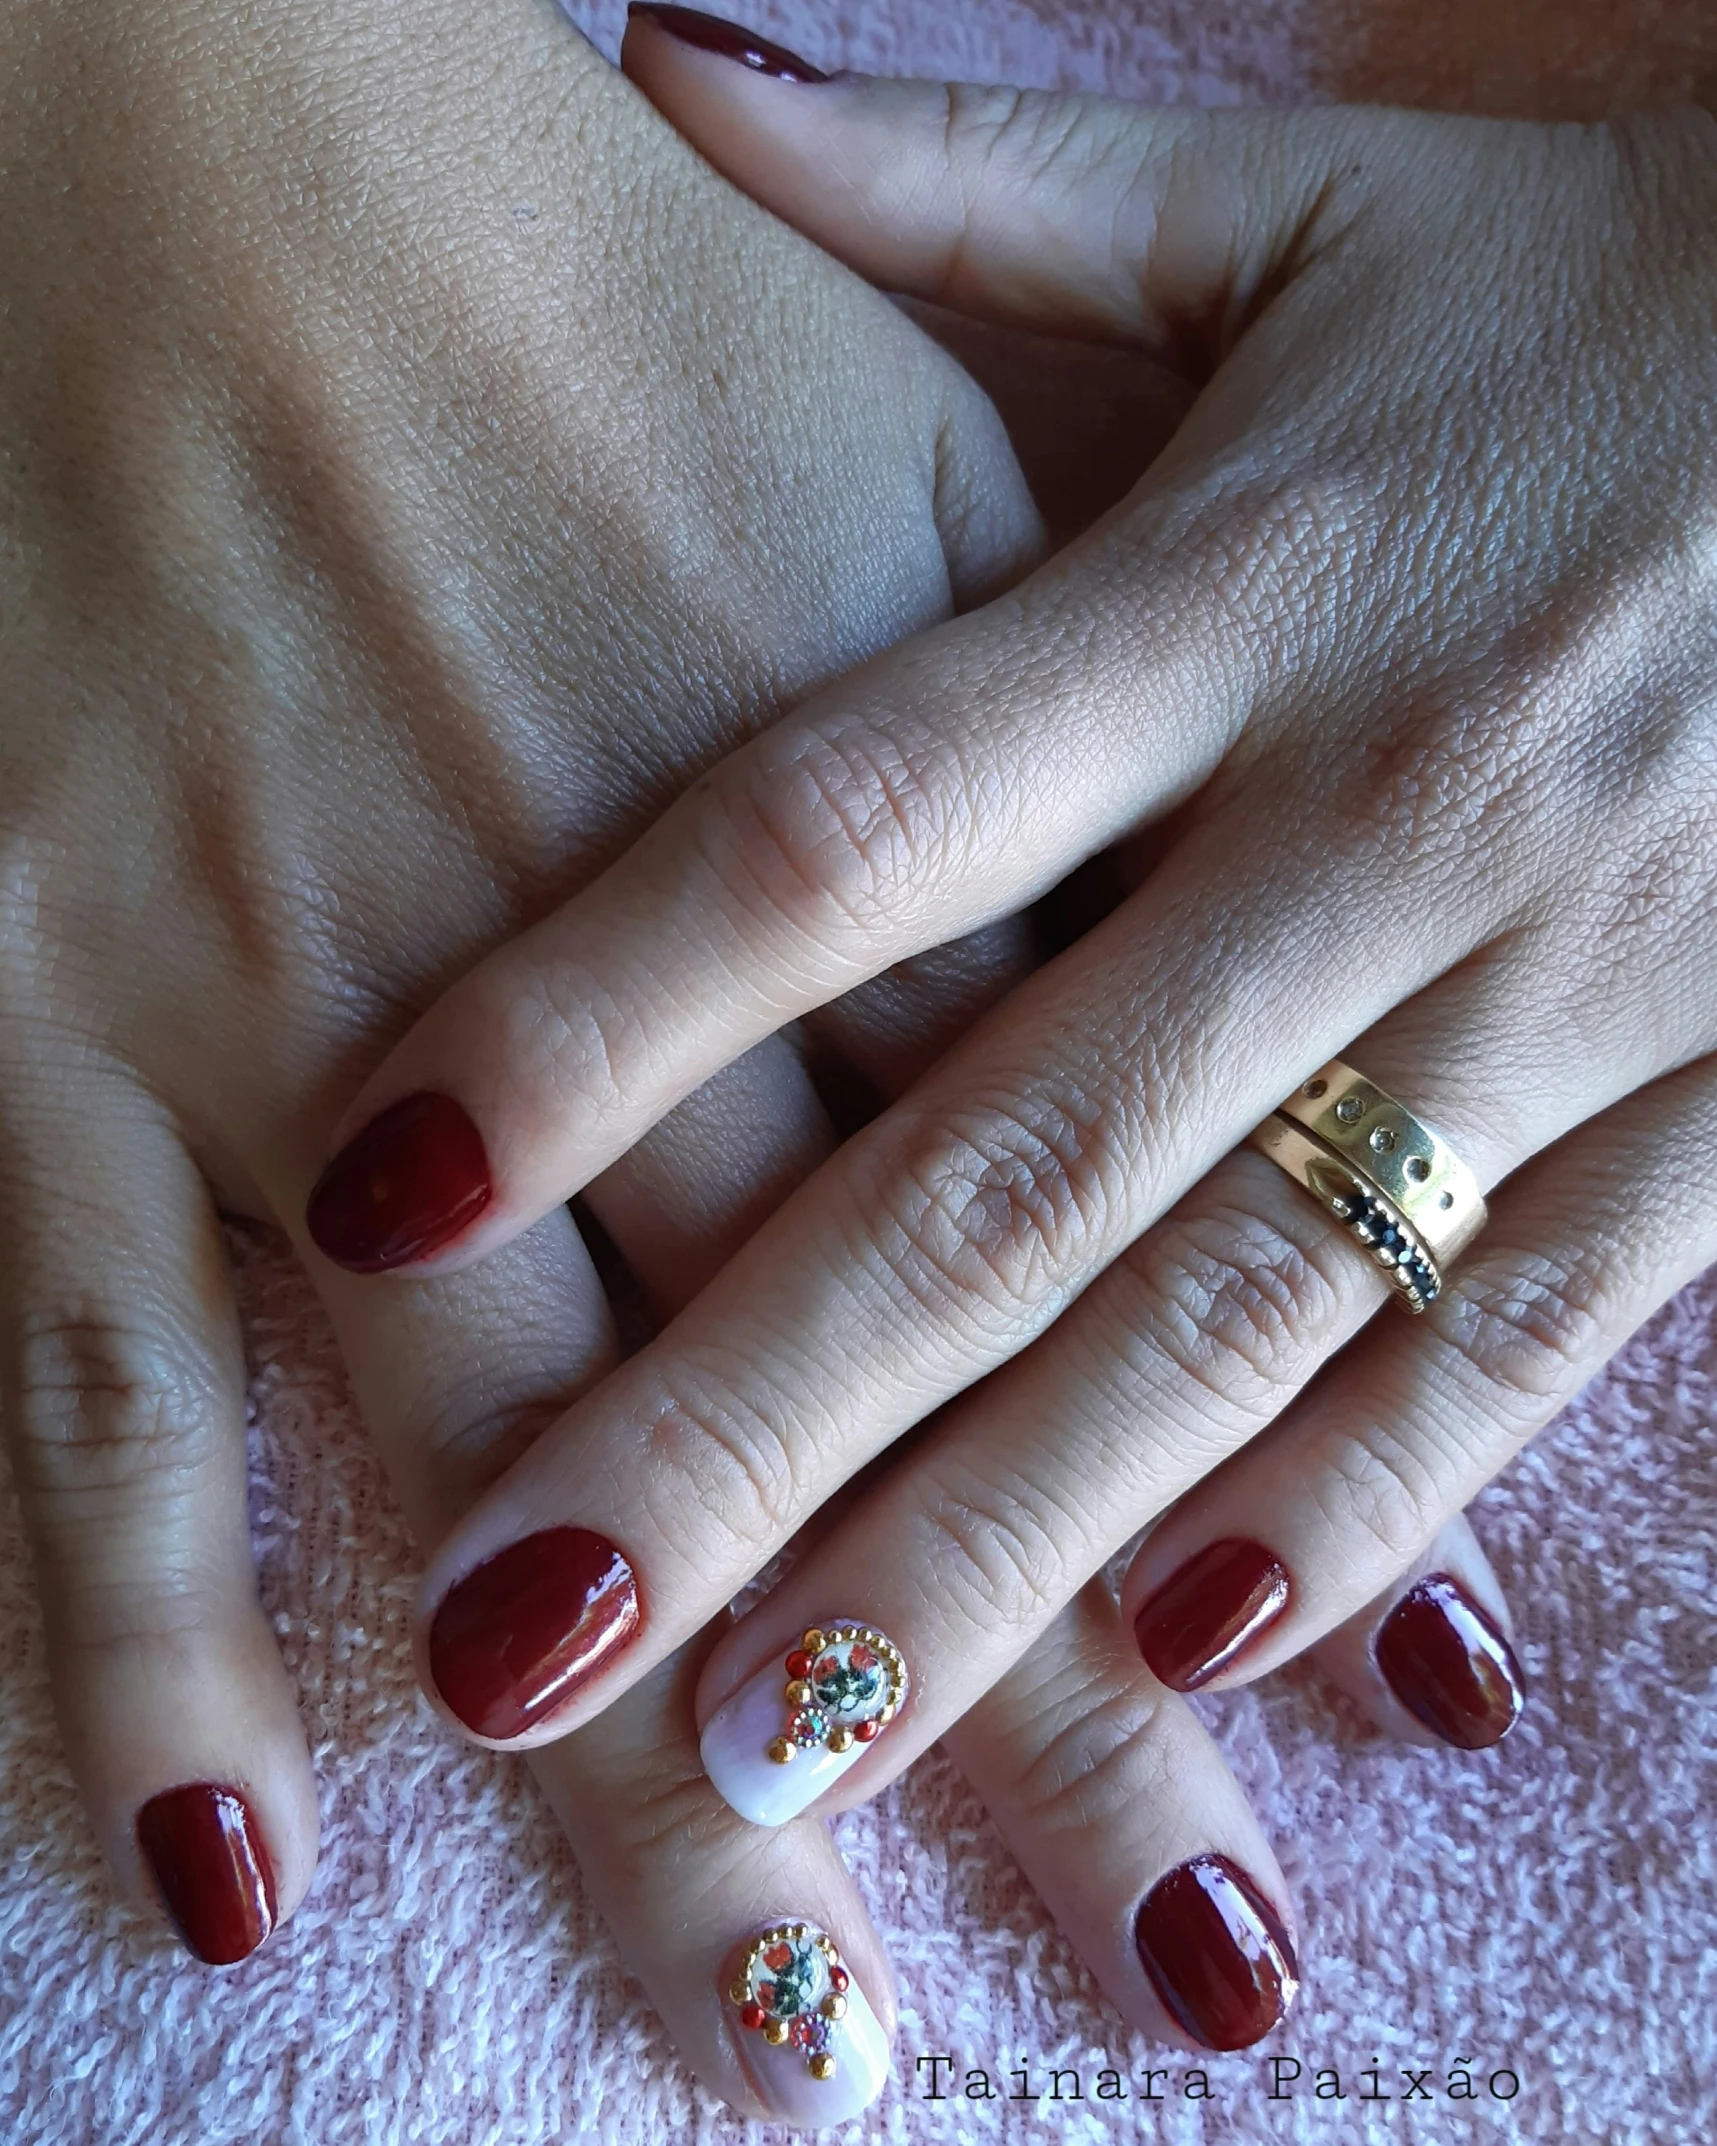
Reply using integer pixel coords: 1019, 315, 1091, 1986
1248, 1059, 1487, 1313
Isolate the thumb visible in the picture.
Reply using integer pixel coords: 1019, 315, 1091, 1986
621, 7, 1390, 358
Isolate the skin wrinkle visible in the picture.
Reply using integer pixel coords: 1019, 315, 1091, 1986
1000, 1678, 1175, 1835
11, 18, 1717, 2098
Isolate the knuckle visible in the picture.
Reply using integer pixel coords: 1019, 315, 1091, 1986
880, 1094, 1123, 1328
1316, 1423, 1448, 1564
504, 952, 652, 1123
1005, 1680, 1173, 1837
1438, 1248, 1615, 1411
1123, 1198, 1349, 1415
915, 1460, 1090, 1636
577, 1748, 738, 1878
709, 717, 968, 945
634, 1365, 811, 1565
4, 1312, 221, 1516
411, 1370, 605, 1523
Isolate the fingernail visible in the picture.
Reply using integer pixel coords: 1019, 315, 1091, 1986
701, 1621, 907, 1826
1375, 1572, 1525, 1749
1133, 1854, 1299, 2051
1134, 1538, 1291, 1691
428, 1527, 641, 1741
727, 1920, 891, 2123
307, 1091, 492, 1272
627, 4, 830, 83
136, 1783, 277, 1966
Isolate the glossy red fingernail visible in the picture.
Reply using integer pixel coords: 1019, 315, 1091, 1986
627, 4, 830, 82
428, 1527, 641, 1741
1134, 1855, 1299, 2051
1375, 1572, 1525, 1749
137, 1783, 277, 1966
1134, 1538, 1291, 1691
307, 1091, 491, 1272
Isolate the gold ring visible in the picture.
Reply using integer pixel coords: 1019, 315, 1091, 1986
1248, 1059, 1486, 1313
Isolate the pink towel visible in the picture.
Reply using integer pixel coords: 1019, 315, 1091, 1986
3, 5, 1713, 2142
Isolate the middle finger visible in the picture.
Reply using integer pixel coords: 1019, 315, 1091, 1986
406, 781, 1699, 1765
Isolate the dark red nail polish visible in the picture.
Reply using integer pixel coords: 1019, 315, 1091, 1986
137, 1783, 277, 1966
428, 1527, 641, 1741
1134, 1855, 1299, 2051
1375, 1572, 1525, 1749
1134, 1538, 1291, 1691
307, 1091, 492, 1272
627, 5, 829, 83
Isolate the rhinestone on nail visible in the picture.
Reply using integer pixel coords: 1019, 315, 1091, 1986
729, 1925, 851, 2083
764, 1623, 907, 1765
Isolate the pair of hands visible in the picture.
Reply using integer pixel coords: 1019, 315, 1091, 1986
4, 0, 1713, 2121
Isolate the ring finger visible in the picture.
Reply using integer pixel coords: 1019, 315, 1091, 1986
675, 940, 1680, 1818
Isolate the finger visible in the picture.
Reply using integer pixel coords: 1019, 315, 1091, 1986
580, 1034, 836, 1318
289, 1054, 896, 2123
299, 79, 1389, 1278
396, 852, 1550, 1762
941, 1583, 1300, 2053
622, 14, 1384, 348
1304, 1512, 1524, 1751
1123, 1053, 1717, 1704
537, 1632, 895, 2125
801, 913, 1039, 1112
675, 942, 1692, 1821
0, 1051, 315, 1964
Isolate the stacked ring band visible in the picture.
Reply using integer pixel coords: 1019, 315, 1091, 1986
1248, 1060, 1487, 1312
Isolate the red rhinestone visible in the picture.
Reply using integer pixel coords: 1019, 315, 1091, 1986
740, 2003, 766, 2031
854, 1719, 881, 1742
785, 1650, 812, 1680
830, 1966, 849, 1992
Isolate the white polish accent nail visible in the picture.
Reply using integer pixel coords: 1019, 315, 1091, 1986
728, 1923, 891, 2128
700, 1620, 907, 1828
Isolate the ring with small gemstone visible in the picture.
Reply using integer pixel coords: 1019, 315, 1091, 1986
1248, 1059, 1486, 1312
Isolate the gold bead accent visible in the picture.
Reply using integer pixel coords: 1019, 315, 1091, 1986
790, 1923, 809, 1939
728, 1979, 750, 2006
764, 2020, 790, 2047
801, 1628, 826, 1655
820, 1993, 847, 2021
827, 1725, 855, 1754
784, 1678, 811, 1707
767, 1736, 795, 1765
809, 2052, 837, 2082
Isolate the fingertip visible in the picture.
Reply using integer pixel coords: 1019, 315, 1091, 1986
1311, 1517, 1526, 1752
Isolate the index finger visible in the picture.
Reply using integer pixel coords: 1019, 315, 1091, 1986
297, 82, 1380, 1279
302, 542, 1250, 1275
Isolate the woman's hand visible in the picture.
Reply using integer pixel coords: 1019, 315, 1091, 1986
330, 22, 1710, 1818
0, 0, 1045, 1975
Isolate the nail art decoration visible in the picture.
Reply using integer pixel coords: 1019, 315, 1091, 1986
729, 1924, 852, 2082
764, 1624, 906, 1767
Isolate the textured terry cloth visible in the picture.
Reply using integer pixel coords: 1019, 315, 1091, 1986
3, 4, 1717, 2144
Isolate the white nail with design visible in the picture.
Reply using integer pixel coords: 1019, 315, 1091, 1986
727, 1921, 891, 2127
700, 1622, 907, 1828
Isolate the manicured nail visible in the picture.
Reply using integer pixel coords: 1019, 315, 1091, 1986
428, 1527, 640, 1741
136, 1783, 277, 1967
1375, 1572, 1525, 1749
627, 4, 830, 83
701, 1621, 907, 1827
726, 1920, 890, 2124
307, 1091, 492, 1272
1133, 1855, 1299, 2051
1134, 1538, 1291, 1691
